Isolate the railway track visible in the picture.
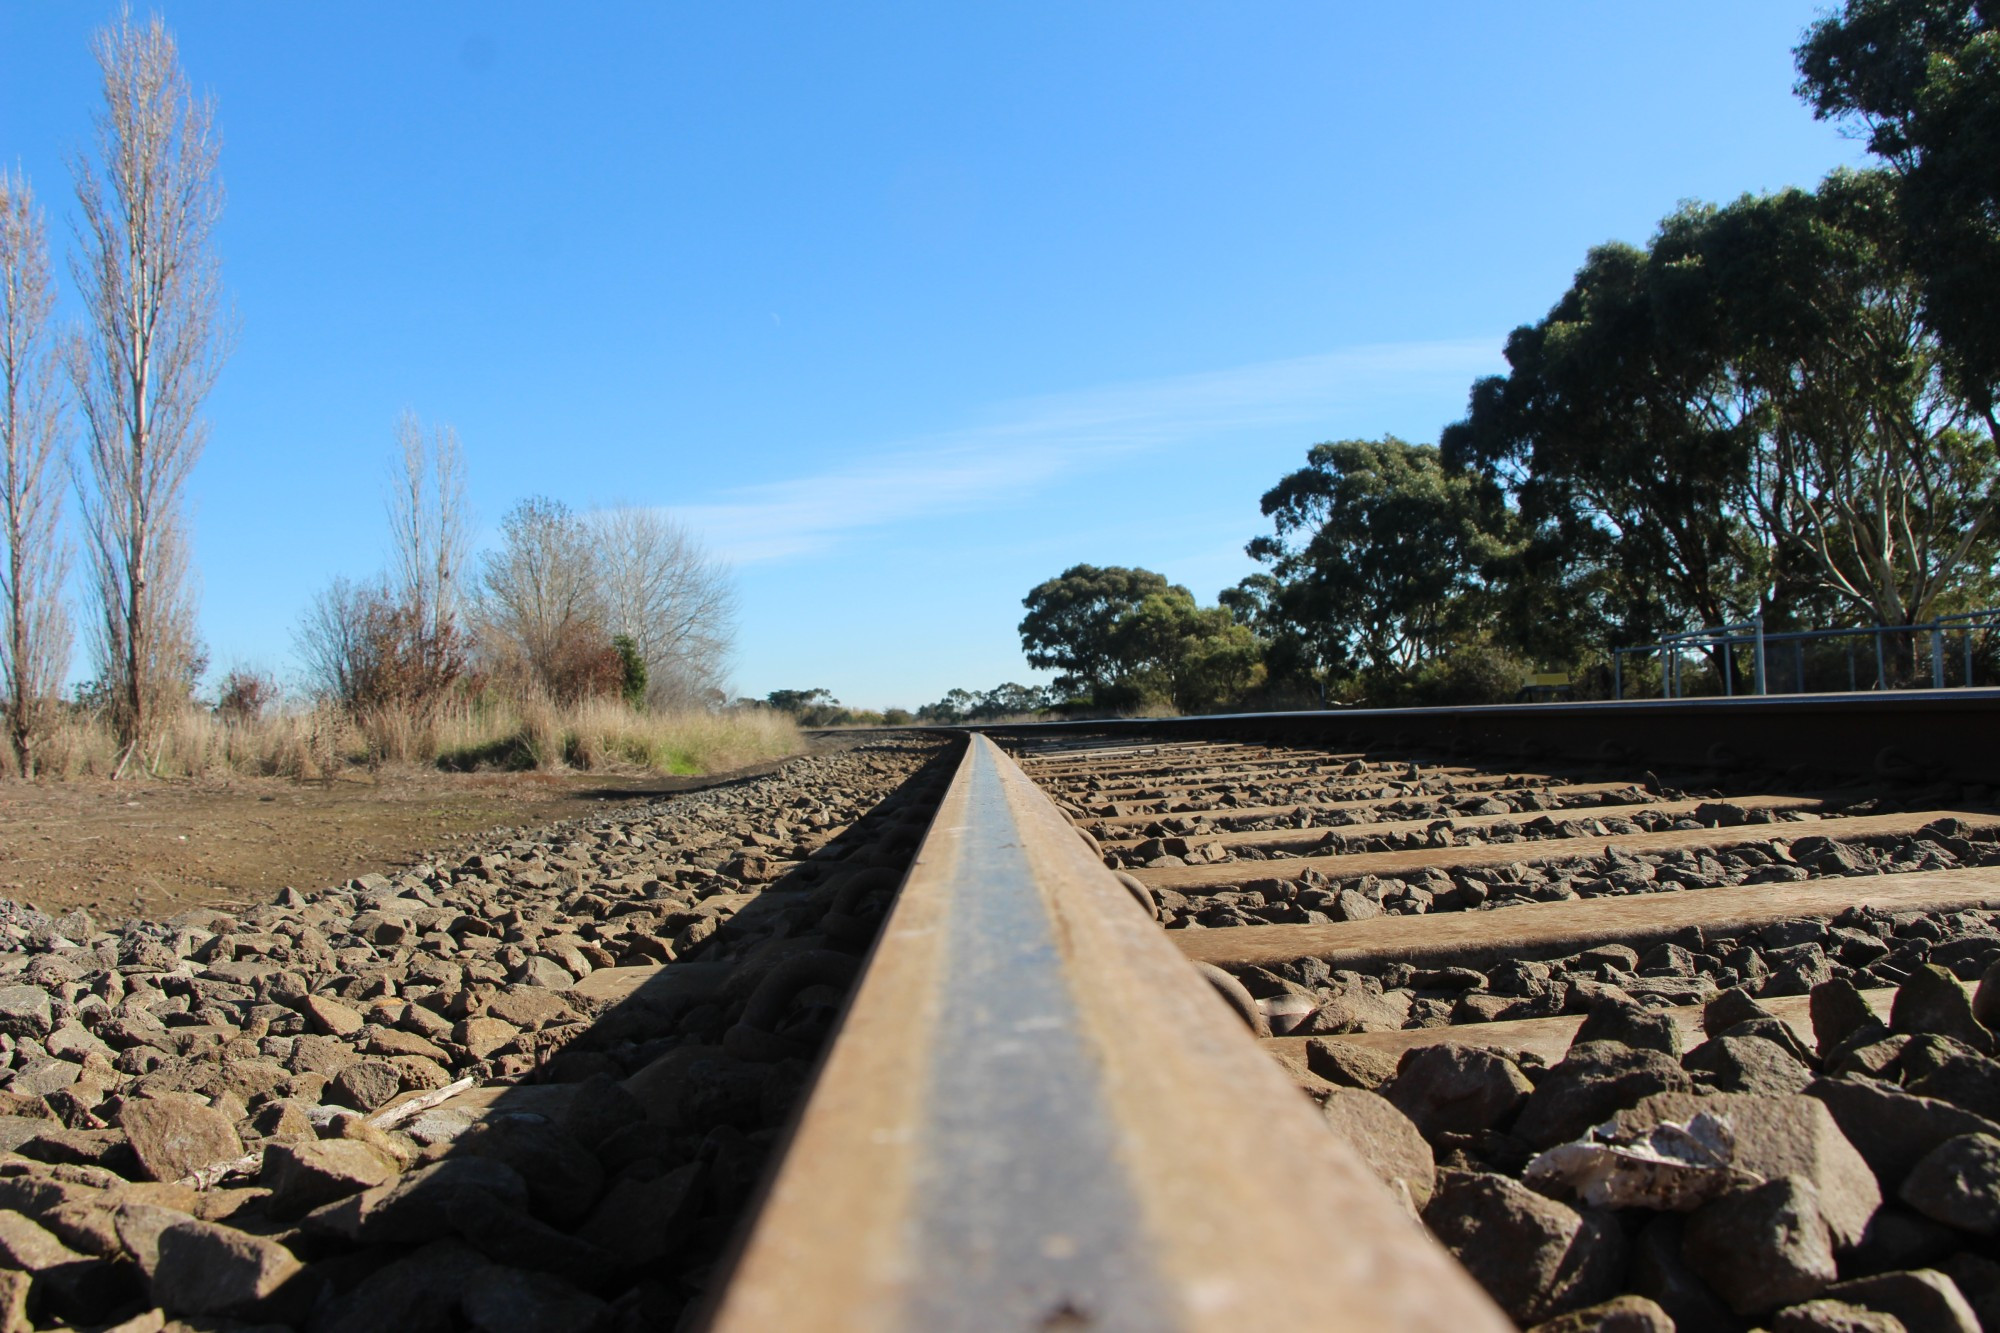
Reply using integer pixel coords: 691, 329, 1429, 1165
705, 693, 2000, 1331
6, 699, 2000, 1330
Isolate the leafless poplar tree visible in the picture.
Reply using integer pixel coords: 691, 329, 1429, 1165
387, 411, 469, 696
67, 13, 230, 760
589, 507, 735, 707
0, 172, 72, 776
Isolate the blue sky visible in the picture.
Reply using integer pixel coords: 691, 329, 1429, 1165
1, 3, 1869, 709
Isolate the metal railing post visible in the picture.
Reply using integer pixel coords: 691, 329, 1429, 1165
1612, 650, 1623, 701
1933, 629, 1946, 689
1753, 617, 1767, 695
1875, 632, 1887, 690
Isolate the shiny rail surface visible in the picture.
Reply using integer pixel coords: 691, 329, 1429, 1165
703, 733, 1508, 1332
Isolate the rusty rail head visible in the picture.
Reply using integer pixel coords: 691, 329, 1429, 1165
702, 734, 1508, 1332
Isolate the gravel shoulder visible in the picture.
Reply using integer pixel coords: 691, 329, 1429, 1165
0, 732, 956, 1331
0, 754, 811, 923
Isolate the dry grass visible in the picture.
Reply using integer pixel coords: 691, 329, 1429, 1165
0, 697, 802, 781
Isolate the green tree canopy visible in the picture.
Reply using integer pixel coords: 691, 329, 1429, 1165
1245, 437, 1515, 678
1798, 1, 2000, 410
1446, 170, 1998, 641
1103, 589, 1263, 712
1018, 564, 1177, 697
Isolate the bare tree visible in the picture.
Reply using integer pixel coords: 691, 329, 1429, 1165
478, 497, 612, 700
589, 507, 735, 707
386, 411, 469, 702
67, 13, 230, 761
0, 171, 72, 776
294, 576, 372, 707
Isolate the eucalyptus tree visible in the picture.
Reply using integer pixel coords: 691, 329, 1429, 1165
1246, 437, 1515, 680
1798, 2, 2000, 414
1442, 244, 1765, 649
1018, 564, 1177, 698
1654, 170, 1999, 631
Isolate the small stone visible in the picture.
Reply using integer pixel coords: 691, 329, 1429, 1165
261, 1139, 401, 1220
1628, 1214, 1737, 1333
306, 1155, 530, 1245
1300, 987, 1410, 1034
1906, 1051, 2000, 1120
1333, 888, 1380, 922
120, 1094, 244, 1182
1831, 1034, 1906, 1080
1821, 1269, 1978, 1333
1303, 1039, 1400, 1091
1974, 956, 2000, 1030
45, 1021, 113, 1064
0, 1270, 24, 1333
450, 1116, 604, 1227
1772, 1299, 1908, 1332
461, 1266, 609, 1333
1721, 1014, 1819, 1066
486, 988, 572, 1031
150, 1217, 301, 1317
1683, 1176, 1838, 1316
405, 1107, 476, 1146
113, 1201, 197, 1281
444, 1192, 613, 1287
9, 1059, 78, 1099
39, 1195, 118, 1257
455, 1016, 521, 1059
1571, 1001, 1683, 1058
1319, 1088, 1435, 1208
0, 1176, 101, 1239
1524, 1294, 1673, 1332
1704, 986, 1780, 1034
1684, 1033, 1813, 1096
1891, 965, 1993, 1054
1899, 1132, 2000, 1234
0, 1207, 86, 1270
328, 1060, 402, 1112
248, 1099, 316, 1146
1422, 1171, 1625, 1325
361, 1024, 450, 1062
1844, 1206, 1958, 1277
307, 1237, 493, 1333
1813, 978, 1880, 1059
1381, 1043, 1533, 1140
1943, 1253, 2000, 1333
576, 1164, 703, 1267
0, 986, 52, 1039
1513, 1042, 1691, 1150
302, 993, 366, 1037
1807, 1076, 2000, 1192
512, 956, 575, 989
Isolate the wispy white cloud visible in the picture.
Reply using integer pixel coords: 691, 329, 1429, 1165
674, 339, 1500, 564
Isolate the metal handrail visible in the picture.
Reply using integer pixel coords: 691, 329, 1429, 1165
1613, 609, 2000, 700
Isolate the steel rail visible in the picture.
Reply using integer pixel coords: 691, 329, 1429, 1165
702, 733, 1508, 1332
976, 689, 2000, 784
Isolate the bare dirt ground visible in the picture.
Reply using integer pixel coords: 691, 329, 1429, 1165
0, 757, 801, 924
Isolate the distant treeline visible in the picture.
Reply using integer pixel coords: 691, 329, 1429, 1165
752, 684, 1058, 728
